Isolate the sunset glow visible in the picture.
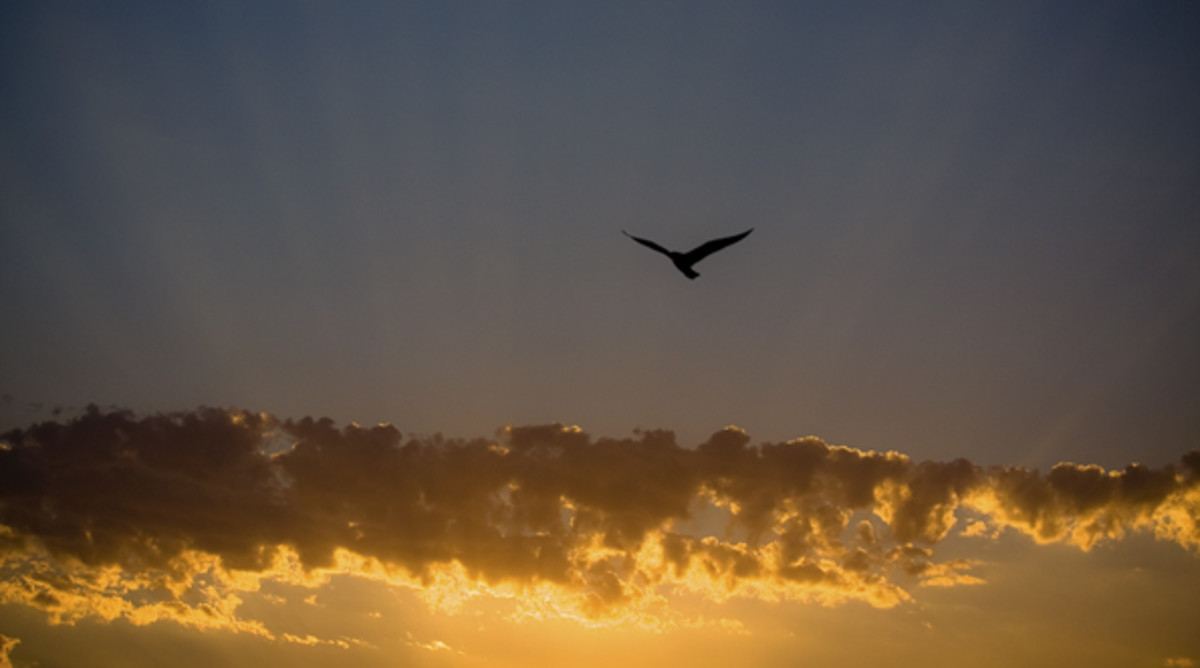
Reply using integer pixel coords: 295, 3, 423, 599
2, 410, 1198, 665
2, 1, 1198, 665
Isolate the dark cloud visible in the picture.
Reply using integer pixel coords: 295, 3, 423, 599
0, 407, 1197, 631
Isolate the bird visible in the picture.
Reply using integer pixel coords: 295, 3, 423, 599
622, 228, 754, 279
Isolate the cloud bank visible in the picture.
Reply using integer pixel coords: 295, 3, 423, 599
1, 407, 1197, 635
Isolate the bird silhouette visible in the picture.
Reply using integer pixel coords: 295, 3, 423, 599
622, 228, 754, 279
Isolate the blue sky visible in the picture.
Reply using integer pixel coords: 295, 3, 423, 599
2, 1, 1198, 468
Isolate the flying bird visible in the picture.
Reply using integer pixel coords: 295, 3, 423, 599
622, 228, 754, 279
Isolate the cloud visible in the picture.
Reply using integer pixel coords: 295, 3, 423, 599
1, 407, 1197, 634
0, 635, 17, 668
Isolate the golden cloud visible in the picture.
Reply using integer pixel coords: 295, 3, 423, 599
0, 634, 17, 668
1, 407, 1196, 635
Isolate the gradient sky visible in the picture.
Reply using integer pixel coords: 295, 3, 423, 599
1, 2, 1199, 666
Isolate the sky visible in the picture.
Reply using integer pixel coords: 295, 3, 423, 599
1, 1, 1198, 666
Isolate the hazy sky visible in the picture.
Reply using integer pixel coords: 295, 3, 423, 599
1, 1, 1199, 666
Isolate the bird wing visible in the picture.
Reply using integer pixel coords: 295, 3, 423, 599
681, 228, 754, 264
622, 230, 673, 257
